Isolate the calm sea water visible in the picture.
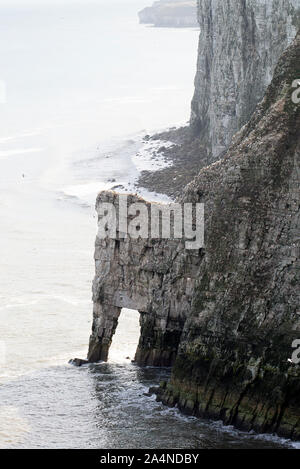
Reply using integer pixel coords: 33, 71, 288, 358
0, 0, 297, 449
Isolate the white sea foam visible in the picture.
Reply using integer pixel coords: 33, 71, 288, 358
0, 131, 41, 144
61, 182, 113, 204
291, 441, 300, 449
131, 140, 173, 172
0, 148, 44, 160
0, 406, 30, 448
59, 136, 174, 207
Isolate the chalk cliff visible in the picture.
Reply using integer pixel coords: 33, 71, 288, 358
88, 31, 300, 439
138, 0, 198, 28
191, 0, 300, 160
137, 0, 300, 198
158, 31, 300, 439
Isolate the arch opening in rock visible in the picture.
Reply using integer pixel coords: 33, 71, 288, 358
108, 308, 140, 363
87, 192, 197, 367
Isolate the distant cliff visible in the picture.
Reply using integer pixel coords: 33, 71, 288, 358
138, 0, 198, 28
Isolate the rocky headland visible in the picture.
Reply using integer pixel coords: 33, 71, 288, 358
138, 0, 198, 28
86, 1, 300, 440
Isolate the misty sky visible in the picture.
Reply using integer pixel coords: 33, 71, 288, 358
0, 0, 143, 5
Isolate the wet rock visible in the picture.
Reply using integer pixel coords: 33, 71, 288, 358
69, 358, 89, 367
157, 146, 166, 153
111, 185, 125, 191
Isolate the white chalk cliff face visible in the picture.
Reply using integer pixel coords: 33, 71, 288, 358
191, 0, 300, 160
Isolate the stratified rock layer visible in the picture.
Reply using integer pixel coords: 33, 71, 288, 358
88, 31, 300, 439
88, 193, 199, 366
191, 0, 300, 160
137, 0, 300, 199
158, 30, 300, 440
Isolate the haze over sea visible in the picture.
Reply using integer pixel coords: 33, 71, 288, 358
0, 0, 296, 449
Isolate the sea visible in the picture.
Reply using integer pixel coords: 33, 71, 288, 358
0, 0, 298, 449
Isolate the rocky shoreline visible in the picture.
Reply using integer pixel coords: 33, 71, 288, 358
136, 127, 207, 199
137, 0, 300, 200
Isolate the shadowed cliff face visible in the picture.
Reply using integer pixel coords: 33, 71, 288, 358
191, 0, 300, 160
160, 30, 300, 439
88, 31, 300, 439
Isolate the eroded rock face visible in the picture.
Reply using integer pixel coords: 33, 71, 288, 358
88, 32, 300, 439
88, 193, 202, 366
136, 0, 300, 200
191, 0, 300, 161
159, 30, 300, 440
